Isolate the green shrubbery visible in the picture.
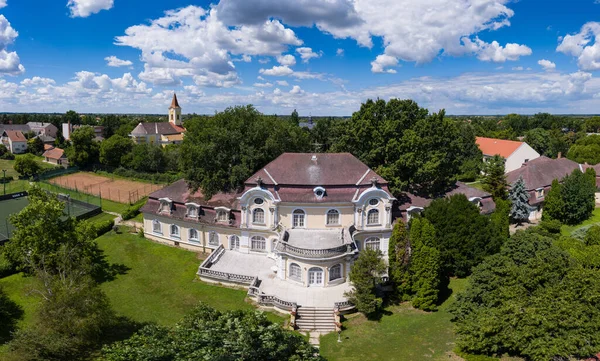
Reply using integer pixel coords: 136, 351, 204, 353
121, 200, 146, 220
543, 169, 596, 225
94, 219, 115, 237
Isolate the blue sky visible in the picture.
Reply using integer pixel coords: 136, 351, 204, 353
1, 0, 600, 115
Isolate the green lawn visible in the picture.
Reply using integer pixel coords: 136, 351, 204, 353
86, 212, 117, 226
561, 207, 600, 236
0, 155, 54, 181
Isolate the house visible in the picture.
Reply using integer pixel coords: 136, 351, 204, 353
141, 153, 395, 315
130, 94, 185, 146
506, 156, 580, 220
62, 123, 104, 141
1, 130, 28, 154
27, 122, 58, 138
396, 182, 496, 222
35, 134, 56, 145
476, 137, 540, 173
42, 147, 68, 167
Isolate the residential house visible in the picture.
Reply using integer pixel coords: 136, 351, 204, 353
42, 147, 68, 167
506, 156, 580, 220
27, 122, 58, 138
62, 123, 104, 141
130, 94, 185, 146
476, 136, 540, 173
1, 130, 27, 154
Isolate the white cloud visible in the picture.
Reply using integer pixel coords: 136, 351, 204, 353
116, 5, 302, 86
276, 80, 289, 86
67, 0, 114, 18
276, 54, 296, 66
336, 48, 344, 56
253, 82, 273, 87
296, 47, 321, 62
0, 15, 24, 76
105, 55, 133, 67
557, 22, 600, 71
289, 85, 304, 95
0, 1, 6, 9
216, 0, 530, 67
258, 58, 270, 64
371, 54, 398, 73
538, 59, 556, 71
512, 66, 524, 71
21, 77, 56, 87
260, 65, 294, 76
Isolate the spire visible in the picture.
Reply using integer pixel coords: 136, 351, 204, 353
170, 93, 180, 109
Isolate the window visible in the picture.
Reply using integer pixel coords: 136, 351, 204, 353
230, 235, 240, 250
170, 224, 180, 238
367, 209, 379, 225
314, 186, 326, 199
254, 197, 264, 205
187, 205, 198, 218
365, 237, 380, 250
289, 263, 302, 281
368, 198, 379, 206
293, 209, 305, 228
159, 201, 171, 214
536, 188, 544, 199
152, 219, 161, 234
189, 229, 199, 242
208, 231, 219, 246
329, 264, 342, 281
217, 210, 228, 222
326, 209, 340, 225
251, 236, 266, 252
253, 208, 265, 224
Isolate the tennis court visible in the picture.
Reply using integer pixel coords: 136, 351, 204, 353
0, 192, 101, 242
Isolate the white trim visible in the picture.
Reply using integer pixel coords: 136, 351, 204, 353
325, 208, 341, 226
308, 267, 324, 287
263, 168, 278, 185
292, 208, 306, 228
184, 202, 201, 208
355, 169, 371, 186
214, 206, 231, 212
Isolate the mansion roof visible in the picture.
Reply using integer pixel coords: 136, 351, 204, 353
506, 156, 580, 190
147, 179, 241, 209
396, 181, 496, 214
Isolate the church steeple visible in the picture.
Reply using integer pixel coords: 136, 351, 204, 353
168, 93, 182, 126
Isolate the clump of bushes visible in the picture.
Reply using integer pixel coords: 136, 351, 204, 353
94, 219, 115, 237
121, 200, 146, 220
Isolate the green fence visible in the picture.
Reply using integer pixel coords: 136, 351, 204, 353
39, 181, 103, 209
38, 166, 79, 180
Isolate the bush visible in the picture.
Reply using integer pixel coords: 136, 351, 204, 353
0, 152, 15, 160
0, 253, 16, 278
14, 154, 41, 178
94, 219, 114, 237
0, 175, 14, 184
539, 219, 563, 234
121, 200, 146, 220
585, 225, 600, 246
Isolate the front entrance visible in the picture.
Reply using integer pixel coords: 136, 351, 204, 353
308, 267, 324, 287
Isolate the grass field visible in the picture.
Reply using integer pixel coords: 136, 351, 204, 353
561, 207, 600, 236
0, 229, 284, 354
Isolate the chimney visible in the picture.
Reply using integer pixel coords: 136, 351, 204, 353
311, 154, 317, 162
557, 152, 562, 159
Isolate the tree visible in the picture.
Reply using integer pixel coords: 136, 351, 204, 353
345, 249, 387, 317
408, 218, 442, 311
13, 153, 41, 178
388, 220, 411, 298
180, 106, 310, 198
481, 155, 508, 200
27, 137, 44, 155
423, 194, 502, 277
585, 225, 600, 246
560, 168, 596, 225
103, 303, 322, 361
490, 198, 510, 244
290, 109, 299, 126
100, 135, 133, 168
331, 99, 475, 196
523, 128, 550, 156
508, 176, 530, 224
100, 115, 122, 139
63, 110, 80, 126
451, 229, 600, 361
65, 126, 99, 168
122, 143, 166, 173
542, 179, 564, 221
567, 134, 600, 165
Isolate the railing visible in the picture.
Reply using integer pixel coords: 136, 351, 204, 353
197, 267, 255, 285
256, 294, 297, 311
276, 242, 353, 259
248, 276, 261, 296
199, 244, 224, 268
334, 300, 355, 311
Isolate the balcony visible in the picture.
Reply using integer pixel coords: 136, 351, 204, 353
275, 227, 356, 259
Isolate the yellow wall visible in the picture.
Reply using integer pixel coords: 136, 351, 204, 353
278, 204, 354, 229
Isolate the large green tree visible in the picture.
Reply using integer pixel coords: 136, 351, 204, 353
451, 229, 600, 361
180, 106, 310, 198
542, 179, 564, 222
331, 99, 479, 196
345, 249, 387, 317
102, 303, 322, 361
122, 143, 166, 173
567, 134, 600, 165
481, 155, 508, 200
388, 220, 411, 298
27, 137, 44, 156
408, 218, 442, 311
508, 176, 530, 223
65, 126, 99, 168
560, 168, 596, 225
100, 135, 133, 168
13, 154, 41, 178
423, 194, 502, 277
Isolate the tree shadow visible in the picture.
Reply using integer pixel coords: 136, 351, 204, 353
89, 246, 130, 284
100, 316, 148, 346
436, 275, 453, 306
0, 289, 24, 344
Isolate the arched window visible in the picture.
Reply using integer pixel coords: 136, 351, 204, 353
170, 224, 180, 237
293, 209, 305, 228
367, 209, 379, 225
365, 237, 380, 250
289, 263, 302, 281
152, 219, 161, 234
187, 205, 198, 218
326, 209, 340, 225
217, 210, 228, 222
208, 231, 219, 246
230, 235, 240, 250
189, 229, 199, 242
253, 208, 265, 224
329, 264, 342, 281
251, 236, 266, 252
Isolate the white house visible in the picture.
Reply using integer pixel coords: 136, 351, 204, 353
1, 130, 28, 154
476, 137, 540, 173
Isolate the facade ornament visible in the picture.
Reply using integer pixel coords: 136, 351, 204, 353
370, 177, 378, 187
256, 176, 263, 187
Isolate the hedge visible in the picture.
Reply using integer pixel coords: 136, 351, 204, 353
122, 200, 146, 220
95, 219, 115, 237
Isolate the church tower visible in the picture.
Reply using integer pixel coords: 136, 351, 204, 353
169, 93, 182, 126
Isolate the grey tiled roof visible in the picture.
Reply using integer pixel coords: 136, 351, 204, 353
130, 122, 183, 136
506, 156, 580, 191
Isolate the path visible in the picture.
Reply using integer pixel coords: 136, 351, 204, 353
105, 211, 143, 229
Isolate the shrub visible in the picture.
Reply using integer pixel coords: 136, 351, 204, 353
0, 253, 16, 278
585, 225, 600, 246
121, 200, 146, 220
14, 154, 41, 178
0, 152, 15, 160
94, 219, 114, 237
539, 219, 563, 234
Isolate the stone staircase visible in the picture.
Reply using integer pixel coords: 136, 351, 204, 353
295, 307, 336, 332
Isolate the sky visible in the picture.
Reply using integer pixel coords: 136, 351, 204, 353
1, 0, 600, 116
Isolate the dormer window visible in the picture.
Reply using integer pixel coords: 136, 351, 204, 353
536, 188, 544, 199
185, 203, 200, 218
214, 207, 231, 223
313, 186, 326, 199
158, 198, 173, 214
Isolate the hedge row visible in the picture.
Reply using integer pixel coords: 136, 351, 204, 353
122, 200, 146, 220
95, 219, 115, 237
94, 167, 181, 184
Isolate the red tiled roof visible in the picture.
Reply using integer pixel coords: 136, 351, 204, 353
3, 130, 26, 142
506, 156, 580, 190
170, 93, 180, 109
42, 147, 65, 160
246, 153, 386, 186
476, 137, 523, 158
